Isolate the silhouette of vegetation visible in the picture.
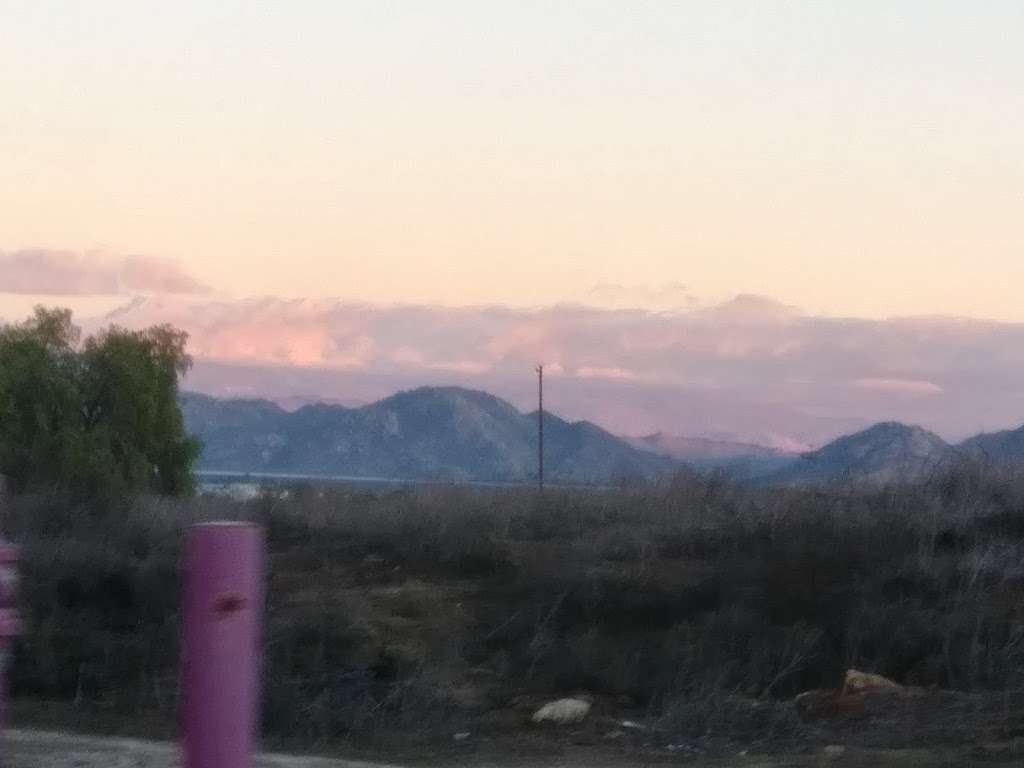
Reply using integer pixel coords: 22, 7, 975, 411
0, 307, 199, 499
7, 464, 1024, 754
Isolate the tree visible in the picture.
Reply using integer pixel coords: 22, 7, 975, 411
0, 307, 200, 498
0, 307, 81, 492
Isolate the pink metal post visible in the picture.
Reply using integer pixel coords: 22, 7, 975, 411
0, 538, 20, 733
181, 522, 265, 768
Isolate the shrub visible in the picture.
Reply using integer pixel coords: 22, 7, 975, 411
7, 465, 1024, 747
0, 307, 199, 500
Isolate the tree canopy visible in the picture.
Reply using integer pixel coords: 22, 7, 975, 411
0, 307, 200, 498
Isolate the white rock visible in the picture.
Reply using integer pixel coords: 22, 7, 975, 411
844, 669, 902, 694
531, 697, 592, 725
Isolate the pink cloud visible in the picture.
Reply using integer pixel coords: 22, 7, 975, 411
118, 255, 209, 294
575, 365, 638, 381
0, 249, 208, 295
70, 294, 1024, 446
484, 322, 560, 363
853, 378, 943, 395
429, 360, 491, 374
163, 301, 373, 368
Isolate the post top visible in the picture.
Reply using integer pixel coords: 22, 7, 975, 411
0, 539, 18, 562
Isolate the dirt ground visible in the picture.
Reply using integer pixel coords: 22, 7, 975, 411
6, 729, 406, 768
8, 728, 1024, 768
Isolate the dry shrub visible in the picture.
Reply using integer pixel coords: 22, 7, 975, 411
5, 462, 1024, 748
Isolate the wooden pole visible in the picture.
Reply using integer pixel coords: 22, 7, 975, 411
537, 364, 544, 491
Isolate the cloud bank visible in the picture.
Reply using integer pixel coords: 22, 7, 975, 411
0, 249, 208, 295
72, 294, 1024, 447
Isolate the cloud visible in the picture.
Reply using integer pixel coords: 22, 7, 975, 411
853, 378, 943, 395
0, 249, 208, 295
118, 255, 208, 294
69, 294, 1024, 446
575, 366, 638, 381
585, 281, 698, 311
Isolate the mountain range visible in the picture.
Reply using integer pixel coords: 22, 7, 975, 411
180, 386, 1024, 487
761, 422, 1024, 486
627, 432, 797, 478
766, 423, 955, 486
181, 387, 675, 485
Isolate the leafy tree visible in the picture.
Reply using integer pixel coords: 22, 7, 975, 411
0, 308, 81, 492
0, 307, 200, 498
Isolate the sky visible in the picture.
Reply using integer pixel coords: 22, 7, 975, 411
3, 3, 1024, 444
3, 1, 1024, 317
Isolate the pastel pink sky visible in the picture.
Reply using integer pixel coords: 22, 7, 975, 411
4, 4, 1024, 446
5, 288, 1024, 448
3, 2, 1024, 320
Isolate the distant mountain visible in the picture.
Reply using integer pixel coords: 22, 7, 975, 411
628, 432, 797, 479
959, 426, 1024, 466
180, 386, 1024, 488
765, 422, 956, 486
274, 395, 368, 412
180, 386, 676, 485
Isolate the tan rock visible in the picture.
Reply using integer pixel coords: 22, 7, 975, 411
532, 696, 593, 725
843, 669, 902, 694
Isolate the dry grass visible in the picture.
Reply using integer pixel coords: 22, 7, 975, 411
5, 462, 1024, 755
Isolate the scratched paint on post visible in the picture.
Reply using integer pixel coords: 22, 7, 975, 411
213, 592, 248, 619
0, 608, 19, 637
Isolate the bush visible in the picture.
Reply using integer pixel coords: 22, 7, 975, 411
6, 465, 1024, 748
0, 307, 199, 500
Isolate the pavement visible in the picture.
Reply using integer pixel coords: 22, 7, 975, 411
5, 729, 408, 768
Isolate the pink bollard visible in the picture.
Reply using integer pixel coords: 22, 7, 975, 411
181, 522, 265, 768
0, 538, 20, 734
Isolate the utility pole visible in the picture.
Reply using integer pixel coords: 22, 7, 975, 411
536, 364, 544, 491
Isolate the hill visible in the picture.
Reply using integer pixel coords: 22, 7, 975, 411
180, 386, 675, 484
629, 432, 797, 479
181, 387, 1024, 488
959, 426, 1024, 467
765, 422, 956, 486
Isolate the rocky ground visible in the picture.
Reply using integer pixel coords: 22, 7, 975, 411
9, 671, 1024, 767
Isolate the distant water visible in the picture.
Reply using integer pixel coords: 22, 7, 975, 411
196, 469, 611, 495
